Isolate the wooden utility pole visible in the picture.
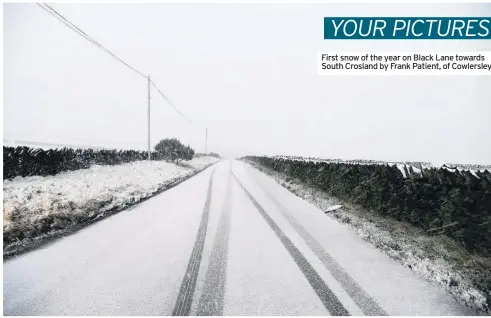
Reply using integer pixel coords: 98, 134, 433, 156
147, 75, 151, 161
205, 128, 208, 154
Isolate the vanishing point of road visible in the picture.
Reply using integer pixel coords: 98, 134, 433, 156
3, 160, 472, 315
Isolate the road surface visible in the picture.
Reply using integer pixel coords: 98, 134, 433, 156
3, 160, 472, 315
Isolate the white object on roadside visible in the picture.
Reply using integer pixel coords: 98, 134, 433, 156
325, 205, 343, 213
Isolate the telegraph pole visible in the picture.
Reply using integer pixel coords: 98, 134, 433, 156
205, 128, 208, 154
147, 75, 151, 161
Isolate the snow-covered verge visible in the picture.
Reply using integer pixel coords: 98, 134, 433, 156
3, 156, 219, 258
244, 160, 491, 315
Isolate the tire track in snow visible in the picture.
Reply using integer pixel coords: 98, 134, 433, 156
172, 168, 216, 316
196, 167, 233, 316
232, 172, 350, 316
246, 166, 388, 316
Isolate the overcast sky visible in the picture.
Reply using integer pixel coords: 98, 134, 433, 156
4, 3, 491, 164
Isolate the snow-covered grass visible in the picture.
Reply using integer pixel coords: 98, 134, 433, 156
245, 160, 491, 315
3, 156, 219, 257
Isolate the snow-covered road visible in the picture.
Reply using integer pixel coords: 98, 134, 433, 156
3, 160, 474, 315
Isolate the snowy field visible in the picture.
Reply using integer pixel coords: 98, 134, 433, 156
3, 156, 219, 257
246, 160, 491, 315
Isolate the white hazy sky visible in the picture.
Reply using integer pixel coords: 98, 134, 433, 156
4, 3, 491, 163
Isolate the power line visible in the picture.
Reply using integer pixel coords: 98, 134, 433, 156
37, 3, 193, 124
36, 3, 147, 79
37, 2, 195, 149
150, 80, 192, 124
37, 4, 99, 48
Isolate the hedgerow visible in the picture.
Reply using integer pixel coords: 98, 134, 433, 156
3, 145, 193, 180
